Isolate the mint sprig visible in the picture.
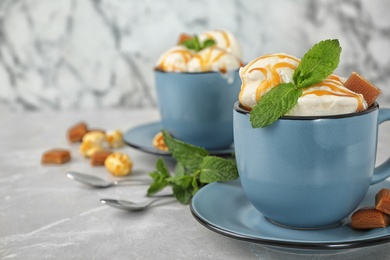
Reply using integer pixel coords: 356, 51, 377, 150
180, 35, 216, 52
147, 130, 238, 204
250, 39, 342, 128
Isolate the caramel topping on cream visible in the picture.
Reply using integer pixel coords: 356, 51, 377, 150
156, 46, 194, 72
302, 76, 366, 111
239, 53, 368, 115
239, 53, 299, 110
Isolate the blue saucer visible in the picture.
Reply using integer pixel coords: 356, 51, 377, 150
123, 122, 234, 156
190, 179, 390, 252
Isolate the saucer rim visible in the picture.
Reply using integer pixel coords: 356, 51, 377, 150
190, 180, 390, 251
123, 121, 234, 156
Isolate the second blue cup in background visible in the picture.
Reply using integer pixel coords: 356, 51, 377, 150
155, 70, 241, 150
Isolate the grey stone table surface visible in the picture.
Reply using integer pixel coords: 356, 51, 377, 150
2, 109, 390, 260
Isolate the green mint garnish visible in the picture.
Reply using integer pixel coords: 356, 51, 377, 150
250, 39, 342, 128
180, 35, 216, 52
199, 156, 238, 183
162, 130, 208, 174
147, 158, 171, 195
250, 83, 302, 128
147, 130, 238, 204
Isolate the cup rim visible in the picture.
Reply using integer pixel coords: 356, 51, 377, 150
234, 101, 379, 120
154, 68, 240, 75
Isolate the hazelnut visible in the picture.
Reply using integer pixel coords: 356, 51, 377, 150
106, 130, 124, 148
104, 152, 133, 176
152, 132, 168, 151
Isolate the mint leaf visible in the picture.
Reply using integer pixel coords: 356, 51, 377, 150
180, 35, 216, 52
193, 35, 201, 52
169, 174, 198, 204
250, 83, 302, 128
174, 162, 185, 177
293, 39, 341, 89
200, 156, 238, 183
191, 171, 201, 195
172, 183, 193, 204
202, 39, 216, 49
162, 130, 209, 173
180, 37, 199, 51
147, 158, 171, 196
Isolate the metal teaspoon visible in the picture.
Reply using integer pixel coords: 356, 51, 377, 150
100, 194, 175, 211
66, 171, 151, 188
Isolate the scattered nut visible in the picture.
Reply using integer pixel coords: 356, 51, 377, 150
48, 122, 130, 171
82, 131, 107, 146
104, 152, 133, 176
80, 142, 105, 158
106, 130, 124, 148
42, 149, 71, 164
152, 132, 168, 151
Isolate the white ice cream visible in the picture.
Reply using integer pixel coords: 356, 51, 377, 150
239, 53, 367, 116
187, 46, 242, 73
198, 30, 243, 60
156, 30, 242, 73
155, 46, 194, 72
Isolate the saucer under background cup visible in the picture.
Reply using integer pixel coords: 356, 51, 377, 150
123, 121, 234, 156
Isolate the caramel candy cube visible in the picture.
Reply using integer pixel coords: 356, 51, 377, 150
42, 149, 71, 164
375, 188, 390, 215
177, 33, 193, 44
351, 207, 390, 230
91, 150, 112, 166
67, 122, 88, 142
344, 72, 381, 107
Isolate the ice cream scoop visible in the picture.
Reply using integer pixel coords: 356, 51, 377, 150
187, 46, 242, 73
238, 53, 367, 116
156, 30, 243, 73
287, 75, 367, 116
198, 29, 243, 60
155, 46, 194, 72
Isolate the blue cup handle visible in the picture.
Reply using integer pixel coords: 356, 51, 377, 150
371, 108, 390, 185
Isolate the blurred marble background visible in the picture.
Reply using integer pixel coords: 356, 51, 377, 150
0, 0, 389, 111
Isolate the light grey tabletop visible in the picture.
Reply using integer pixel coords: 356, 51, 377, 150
2, 109, 390, 260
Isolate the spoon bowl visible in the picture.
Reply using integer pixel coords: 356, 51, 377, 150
100, 195, 174, 211
66, 171, 150, 188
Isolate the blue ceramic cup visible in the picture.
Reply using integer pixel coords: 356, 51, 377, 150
155, 70, 241, 150
233, 101, 390, 229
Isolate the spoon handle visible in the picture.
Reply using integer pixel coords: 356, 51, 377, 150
113, 179, 151, 185
147, 195, 174, 204
151, 194, 175, 198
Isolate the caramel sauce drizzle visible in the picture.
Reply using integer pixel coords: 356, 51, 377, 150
302, 77, 365, 111
239, 55, 298, 107
221, 31, 231, 48
204, 30, 231, 49
191, 46, 231, 71
157, 49, 193, 71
